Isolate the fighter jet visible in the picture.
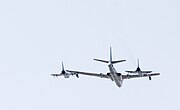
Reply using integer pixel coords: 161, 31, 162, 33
125, 59, 155, 80
51, 47, 160, 88
51, 62, 79, 78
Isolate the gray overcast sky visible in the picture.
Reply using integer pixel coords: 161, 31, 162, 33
0, 0, 180, 110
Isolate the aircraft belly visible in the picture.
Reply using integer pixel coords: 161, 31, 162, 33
111, 72, 122, 87
109, 65, 123, 87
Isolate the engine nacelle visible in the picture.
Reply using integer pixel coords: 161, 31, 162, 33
126, 74, 131, 79
64, 75, 70, 78
149, 76, 152, 80
99, 73, 103, 78
64, 74, 69, 78
64, 72, 70, 78
76, 74, 79, 78
116, 73, 121, 76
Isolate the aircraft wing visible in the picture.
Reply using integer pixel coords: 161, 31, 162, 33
125, 71, 153, 73
66, 70, 109, 79
141, 71, 153, 73
122, 73, 160, 79
51, 73, 62, 77
125, 70, 137, 73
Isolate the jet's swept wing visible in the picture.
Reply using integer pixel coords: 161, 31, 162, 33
122, 73, 160, 80
66, 70, 109, 79
125, 70, 152, 73
141, 71, 153, 73
51, 73, 63, 77
125, 70, 137, 73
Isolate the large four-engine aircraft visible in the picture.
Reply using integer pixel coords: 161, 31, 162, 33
51, 47, 160, 88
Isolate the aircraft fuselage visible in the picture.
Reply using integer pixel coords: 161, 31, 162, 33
108, 63, 123, 87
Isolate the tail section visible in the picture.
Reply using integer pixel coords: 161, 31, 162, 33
136, 59, 141, 72
94, 47, 126, 64
61, 62, 66, 74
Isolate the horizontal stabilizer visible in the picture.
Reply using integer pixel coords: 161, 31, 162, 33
112, 60, 126, 64
94, 59, 126, 64
93, 59, 109, 63
94, 47, 126, 64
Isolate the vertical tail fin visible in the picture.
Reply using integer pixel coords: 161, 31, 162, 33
110, 47, 126, 64
61, 62, 66, 74
136, 59, 141, 71
62, 62, 64, 71
110, 47, 112, 63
